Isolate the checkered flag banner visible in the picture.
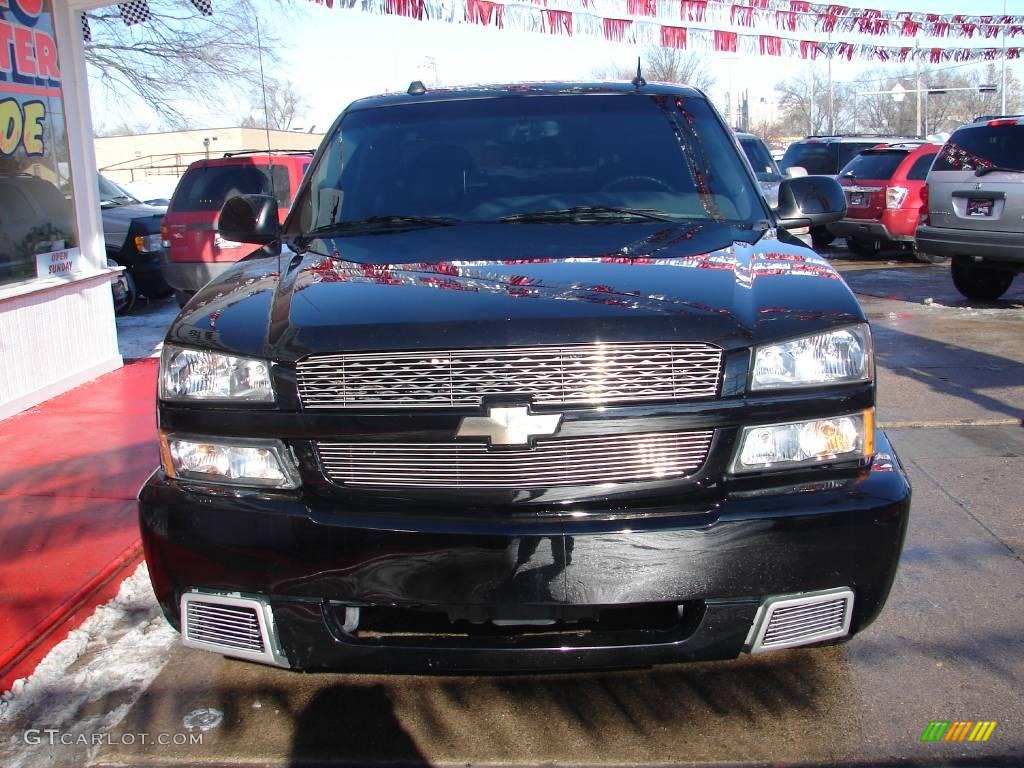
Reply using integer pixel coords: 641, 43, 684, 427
119, 0, 152, 25
81, 12, 92, 42
189, 0, 213, 16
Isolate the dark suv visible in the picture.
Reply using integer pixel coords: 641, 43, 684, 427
916, 117, 1024, 300
780, 135, 920, 247
140, 82, 909, 674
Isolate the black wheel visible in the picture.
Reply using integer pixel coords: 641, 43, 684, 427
951, 260, 1014, 301
174, 290, 195, 308
108, 258, 137, 316
147, 284, 175, 300
845, 237, 877, 257
811, 226, 835, 249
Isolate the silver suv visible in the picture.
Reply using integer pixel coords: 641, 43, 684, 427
916, 117, 1024, 301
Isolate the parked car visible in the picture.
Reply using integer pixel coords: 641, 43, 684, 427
916, 116, 1024, 300
736, 131, 783, 207
828, 142, 939, 257
0, 174, 167, 313
99, 174, 170, 314
141, 81, 910, 675
780, 134, 920, 248
160, 151, 313, 306
0, 174, 77, 284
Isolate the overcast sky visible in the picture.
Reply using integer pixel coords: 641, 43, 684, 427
90, 0, 1024, 132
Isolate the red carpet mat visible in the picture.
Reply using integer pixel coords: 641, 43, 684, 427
0, 359, 159, 693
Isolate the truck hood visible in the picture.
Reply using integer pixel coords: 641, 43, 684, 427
167, 222, 865, 361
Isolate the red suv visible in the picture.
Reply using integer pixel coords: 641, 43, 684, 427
160, 151, 312, 305
827, 142, 939, 256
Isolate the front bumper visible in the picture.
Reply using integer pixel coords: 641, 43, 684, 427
916, 225, 1024, 267
139, 431, 910, 673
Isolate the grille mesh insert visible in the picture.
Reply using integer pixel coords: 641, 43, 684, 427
316, 430, 714, 489
296, 343, 723, 409
760, 596, 851, 650
185, 601, 265, 653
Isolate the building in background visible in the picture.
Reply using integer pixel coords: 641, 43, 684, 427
96, 127, 324, 185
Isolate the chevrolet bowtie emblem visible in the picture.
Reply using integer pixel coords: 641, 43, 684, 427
456, 406, 562, 446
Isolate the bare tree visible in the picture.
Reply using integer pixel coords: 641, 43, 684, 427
775, 69, 856, 136
240, 79, 306, 131
84, 0, 284, 128
595, 47, 717, 92
94, 119, 155, 138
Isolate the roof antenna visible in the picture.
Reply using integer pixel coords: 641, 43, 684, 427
632, 58, 646, 89
255, 13, 274, 197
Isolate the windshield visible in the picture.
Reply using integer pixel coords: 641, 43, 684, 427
172, 163, 292, 212
289, 94, 765, 235
97, 175, 140, 205
839, 150, 907, 181
739, 136, 781, 183
780, 142, 837, 175
932, 124, 1024, 172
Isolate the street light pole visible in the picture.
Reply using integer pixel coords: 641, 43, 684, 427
1001, 0, 1008, 115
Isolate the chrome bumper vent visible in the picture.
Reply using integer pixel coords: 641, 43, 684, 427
316, 430, 714, 489
181, 592, 288, 667
296, 343, 723, 409
748, 588, 854, 653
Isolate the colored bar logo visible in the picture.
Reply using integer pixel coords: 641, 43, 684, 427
921, 721, 997, 742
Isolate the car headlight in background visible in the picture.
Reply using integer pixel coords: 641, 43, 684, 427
730, 410, 874, 474
160, 434, 300, 489
160, 345, 274, 402
751, 324, 872, 391
134, 233, 163, 253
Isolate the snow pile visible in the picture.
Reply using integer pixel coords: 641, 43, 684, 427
0, 563, 178, 768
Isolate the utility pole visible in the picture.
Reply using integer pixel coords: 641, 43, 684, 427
1001, 0, 1008, 114
827, 32, 834, 134
915, 40, 922, 137
809, 73, 815, 135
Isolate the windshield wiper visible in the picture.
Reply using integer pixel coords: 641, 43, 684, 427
298, 215, 460, 240
975, 165, 1024, 176
500, 206, 677, 224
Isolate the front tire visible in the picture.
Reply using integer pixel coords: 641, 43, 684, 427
108, 258, 137, 316
951, 259, 1014, 301
845, 237, 877, 257
811, 226, 835, 249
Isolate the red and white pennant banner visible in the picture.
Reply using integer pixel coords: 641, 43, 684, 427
321, 0, 1024, 38
318, 0, 1024, 61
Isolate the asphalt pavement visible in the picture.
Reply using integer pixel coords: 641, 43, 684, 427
8, 248, 1024, 767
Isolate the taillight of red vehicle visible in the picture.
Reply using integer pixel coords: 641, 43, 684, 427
919, 184, 930, 225
885, 186, 909, 209
160, 220, 170, 249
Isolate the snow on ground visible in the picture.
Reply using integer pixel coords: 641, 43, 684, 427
115, 295, 179, 361
0, 564, 178, 768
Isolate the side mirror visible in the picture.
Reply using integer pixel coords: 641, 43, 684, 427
773, 175, 847, 230
784, 166, 808, 178
216, 194, 281, 245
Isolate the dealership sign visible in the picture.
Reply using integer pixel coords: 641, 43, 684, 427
0, 0, 61, 158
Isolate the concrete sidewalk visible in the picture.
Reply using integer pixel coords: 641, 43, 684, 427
0, 359, 159, 693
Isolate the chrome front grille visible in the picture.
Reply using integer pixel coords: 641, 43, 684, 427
296, 343, 723, 409
316, 430, 714, 489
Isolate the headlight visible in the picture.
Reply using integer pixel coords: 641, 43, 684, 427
730, 410, 874, 474
134, 233, 162, 253
160, 434, 300, 489
751, 324, 871, 391
160, 344, 274, 402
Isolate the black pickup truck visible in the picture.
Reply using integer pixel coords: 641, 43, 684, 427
139, 82, 911, 673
